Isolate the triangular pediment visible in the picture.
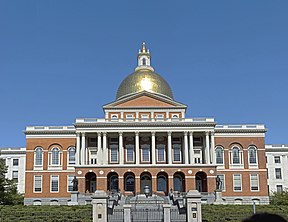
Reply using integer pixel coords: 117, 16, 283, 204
103, 91, 187, 108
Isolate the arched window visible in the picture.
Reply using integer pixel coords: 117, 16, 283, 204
248, 146, 257, 164
215, 147, 224, 164
142, 58, 146, 65
68, 147, 76, 165
232, 147, 240, 164
51, 147, 60, 165
124, 174, 135, 192
34, 147, 43, 166
157, 173, 168, 193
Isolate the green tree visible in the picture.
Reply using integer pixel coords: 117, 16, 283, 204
0, 159, 23, 205
270, 190, 288, 205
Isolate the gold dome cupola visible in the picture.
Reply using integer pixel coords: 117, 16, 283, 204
116, 43, 174, 101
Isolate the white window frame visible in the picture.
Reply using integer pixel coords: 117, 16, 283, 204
126, 144, 135, 163
50, 147, 61, 166
12, 170, 18, 183
233, 174, 242, 192
12, 158, 19, 166
218, 174, 226, 191
67, 147, 76, 166
110, 144, 119, 163
126, 114, 135, 121
140, 114, 149, 122
67, 175, 74, 192
157, 144, 166, 162
141, 145, 150, 162
229, 146, 243, 168
173, 144, 181, 162
111, 114, 119, 121
250, 174, 259, 192
274, 156, 281, 164
34, 147, 43, 167
248, 146, 258, 167
155, 114, 164, 121
34, 175, 42, 193
50, 175, 59, 193
275, 168, 282, 179
215, 146, 224, 165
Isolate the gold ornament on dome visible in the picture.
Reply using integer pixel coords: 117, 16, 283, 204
116, 69, 174, 100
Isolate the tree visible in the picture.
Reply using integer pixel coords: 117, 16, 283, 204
0, 159, 23, 205
270, 190, 288, 205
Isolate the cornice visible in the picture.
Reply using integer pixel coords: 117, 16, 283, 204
215, 129, 267, 134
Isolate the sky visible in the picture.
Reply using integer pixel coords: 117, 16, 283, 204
0, 1, 287, 147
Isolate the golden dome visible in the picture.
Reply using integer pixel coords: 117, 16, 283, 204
116, 68, 174, 100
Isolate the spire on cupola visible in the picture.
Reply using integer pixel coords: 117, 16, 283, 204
135, 42, 154, 72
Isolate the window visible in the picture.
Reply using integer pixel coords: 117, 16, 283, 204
35, 147, 43, 166
250, 174, 259, 191
215, 147, 224, 164
51, 176, 59, 192
51, 147, 60, 165
173, 144, 181, 162
111, 114, 118, 119
141, 145, 150, 162
232, 147, 240, 164
218, 174, 225, 191
276, 185, 283, 193
68, 147, 76, 165
156, 114, 164, 119
34, 176, 42, 192
248, 147, 257, 164
126, 114, 134, 121
275, 168, 282, 179
125, 175, 135, 192
12, 171, 18, 183
126, 145, 134, 162
274, 156, 281, 164
172, 114, 179, 118
110, 144, 118, 163
157, 144, 165, 162
141, 114, 149, 119
233, 174, 242, 191
13, 159, 19, 166
67, 175, 74, 192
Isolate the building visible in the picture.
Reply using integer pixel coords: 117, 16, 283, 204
266, 144, 288, 193
0, 147, 26, 194
24, 43, 269, 205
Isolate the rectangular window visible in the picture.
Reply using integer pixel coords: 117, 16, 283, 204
274, 156, 281, 164
173, 144, 181, 162
34, 176, 42, 192
233, 174, 242, 191
51, 176, 59, 192
126, 114, 134, 121
218, 174, 225, 191
250, 174, 259, 191
156, 114, 164, 119
157, 144, 165, 162
275, 168, 282, 179
12, 171, 18, 183
141, 145, 150, 162
13, 159, 19, 166
276, 185, 283, 193
126, 145, 135, 162
110, 145, 118, 163
67, 175, 74, 192
90, 158, 97, 164
141, 114, 149, 119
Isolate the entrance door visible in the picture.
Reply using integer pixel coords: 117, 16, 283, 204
140, 173, 152, 194
195, 171, 207, 192
90, 181, 96, 193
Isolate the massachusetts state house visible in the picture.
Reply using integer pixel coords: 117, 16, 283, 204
24, 43, 269, 205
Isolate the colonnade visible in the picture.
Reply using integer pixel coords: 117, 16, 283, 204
76, 131, 216, 166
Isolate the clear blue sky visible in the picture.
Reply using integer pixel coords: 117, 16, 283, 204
0, 1, 287, 147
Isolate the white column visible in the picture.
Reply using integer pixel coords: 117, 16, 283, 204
81, 133, 86, 165
76, 133, 80, 165
102, 132, 107, 165
97, 132, 102, 165
211, 132, 215, 164
189, 131, 194, 164
205, 131, 210, 164
184, 131, 189, 164
151, 131, 156, 164
167, 131, 172, 164
135, 132, 140, 164
119, 132, 123, 165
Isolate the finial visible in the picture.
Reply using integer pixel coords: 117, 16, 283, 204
141, 42, 146, 53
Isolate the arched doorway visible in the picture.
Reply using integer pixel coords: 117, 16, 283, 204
173, 172, 185, 192
140, 172, 152, 194
85, 172, 96, 193
107, 172, 119, 192
157, 172, 168, 195
124, 172, 135, 193
195, 171, 207, 192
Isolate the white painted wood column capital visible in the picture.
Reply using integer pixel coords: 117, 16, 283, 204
76, 133, 80, 165
205, 131, 210, 164
135, 132, 140, 165
167, 131, 172, 164
119, 132, 123, 165
184, 131, 189, 164
151, 131, 156, 164
189, 131, 194, 164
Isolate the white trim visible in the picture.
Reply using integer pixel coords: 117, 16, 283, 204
67, 175, 74, 192
33, 175, 42, 193
250, 173, 259, 192
233, 174, 242, 192
50, 175, 59, 193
